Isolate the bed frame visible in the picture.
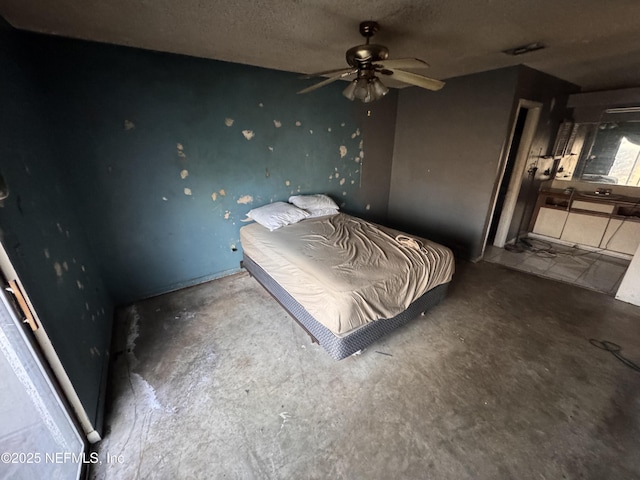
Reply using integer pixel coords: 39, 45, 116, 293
242, 253, 449, 360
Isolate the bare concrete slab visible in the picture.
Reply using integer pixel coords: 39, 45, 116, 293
90, 261, 640, 479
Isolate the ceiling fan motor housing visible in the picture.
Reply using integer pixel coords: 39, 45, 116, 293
346, 44, 389, 68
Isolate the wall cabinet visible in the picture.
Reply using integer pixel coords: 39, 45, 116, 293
531, 189, 640, 256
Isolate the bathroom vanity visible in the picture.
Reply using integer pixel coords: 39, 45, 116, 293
530, 189, 640, 256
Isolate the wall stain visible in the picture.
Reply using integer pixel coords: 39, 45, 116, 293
339, 146, 347, 158
295, 121, 302, 127
273, 120, 282, 128
224, 118, 234, 127
224, 211, 231, 219
211, 192, 217, 202
219, 189, 226, 196
180, 169, 189, 179
184, 188, 192, 196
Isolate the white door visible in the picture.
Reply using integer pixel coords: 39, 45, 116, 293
0, 288, 85, 480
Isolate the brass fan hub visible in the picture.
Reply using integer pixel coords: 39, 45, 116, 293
345, 44, 389, 68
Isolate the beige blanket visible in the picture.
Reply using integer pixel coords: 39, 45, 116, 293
240, 213, 454, 336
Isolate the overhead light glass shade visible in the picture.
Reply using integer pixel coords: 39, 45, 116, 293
371, 77, 389, 99
342, 80, 358, 101
342, 76, 389, 103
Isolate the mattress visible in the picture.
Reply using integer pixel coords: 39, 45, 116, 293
240, 213, 454, 337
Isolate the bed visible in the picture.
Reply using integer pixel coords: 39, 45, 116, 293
240, 212, 454, 360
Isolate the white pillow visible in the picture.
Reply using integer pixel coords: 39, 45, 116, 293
246, 202, 309, 231
289, 194, 339, 211
306, 207, 340, 218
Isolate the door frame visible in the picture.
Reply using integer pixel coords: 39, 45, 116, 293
0, 242, 101, 443
486, 99, 543, 250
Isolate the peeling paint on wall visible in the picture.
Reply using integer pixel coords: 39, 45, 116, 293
236, 195, 253, 205
258, 103, 264, 108
177, 146, 186, 159
224, 211, 231, 219
339, 178, 345, 186
180, 169, 189, 179
273, 120, 282, 128
124, 119, 135, 130
81, 265, 86, 272
295, 121, 302, 127
62, 261, 69, 271
309, 130, 313, 134
366, 204, 371, 210
43, 248, 50, 259
184, 188, 192, 196
285, 180, 290, 187
339, 146, 347, 158
219, 189, 226, 196
268, 146, 274, 152
162, 197, 168, 201
224, 118, 234, 127
242, 130, 255, 140
53, 262, 63, 277
211, 192, 217, 202
76, 280, 84, 290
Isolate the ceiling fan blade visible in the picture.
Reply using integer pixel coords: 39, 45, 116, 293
375, 58, 430, 70
297, 71, 356, 94
384, 68, 445, 91
299, 68, 354, 79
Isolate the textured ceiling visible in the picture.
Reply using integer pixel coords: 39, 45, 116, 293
2, 0, 640, 91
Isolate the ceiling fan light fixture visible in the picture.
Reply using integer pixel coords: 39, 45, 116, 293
342, 80, 358, 101
371, 77, 389, 99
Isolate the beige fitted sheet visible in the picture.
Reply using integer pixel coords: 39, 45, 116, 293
240, 213, 454, 336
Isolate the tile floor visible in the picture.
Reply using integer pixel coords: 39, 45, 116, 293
484, 238, 631, 295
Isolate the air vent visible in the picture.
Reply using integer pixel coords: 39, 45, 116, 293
502, 42, 546, 56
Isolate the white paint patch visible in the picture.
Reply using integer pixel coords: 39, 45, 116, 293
355, 158, 361, 163
341, 122, 345, 127
351, 180, 355, 184
162, 197, 168, 201
76, 280, 84, 290
56, 222, 63, 233
184, 188, 192, 196
285, 180, 291, 187
180, 169, 189, 179
53, 262, 63, 277
124, 119, 135, 130
65, 230, 70, 239
81, 265, 86, 272
242, 130, 255, 140
237, 195, 253, 205
343, 191, 347, 196
339, 145, 347, 158
268, 146, 274, 152
295, 121, 302, 127
359, 150, 365, 159
219, 189, 226, 196
334, 173, 339, 178
224, 118, 234, 127
177, 143, 184, 151
85, 302, 90, 311
224, 211, 231, 220
351, 133, 356, 139
328, 127, 332, 132
211, 192, 217, 202
359, 139, 364, 149
339, 178, 346, 186
62, 261, 69, 272
259, 103, 264, 107
273, 120, 282, 128
366, 204, 371, 210
309, 129, 313, 134
43, 248, 50, 259
328, 175, 333, 180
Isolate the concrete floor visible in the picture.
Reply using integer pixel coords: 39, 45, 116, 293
90, 260, 640, 480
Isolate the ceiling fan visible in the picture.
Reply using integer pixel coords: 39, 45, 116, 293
298, 21, 445, 103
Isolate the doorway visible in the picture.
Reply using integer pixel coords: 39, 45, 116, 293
0, 246, 87, 479
485, 100, 542, 250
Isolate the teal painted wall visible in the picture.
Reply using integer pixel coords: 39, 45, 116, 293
26, 34, 398, 304
0, 21, 114, 429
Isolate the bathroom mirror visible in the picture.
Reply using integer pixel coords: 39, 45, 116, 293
556, 119, 640, 187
